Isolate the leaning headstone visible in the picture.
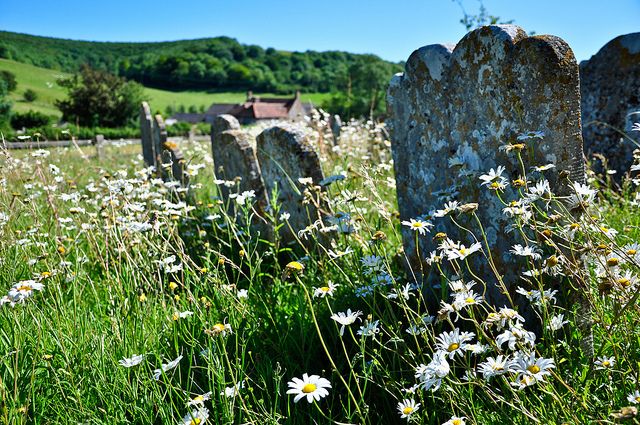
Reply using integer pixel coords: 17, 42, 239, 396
94, 134, 104, 161
256, 126, 326, 245
329, 114, 342, 145
161, 140, 190, 188
152, 114, 168, 177
140, 102, 155, 168
580, 33, 640, 179
387, 25, 585, 307
211, 115, 268, 215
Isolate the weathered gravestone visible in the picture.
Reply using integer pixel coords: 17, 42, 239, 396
256, 126, 326, 245
387, 25, 585, 307
580, 33, 640, 179
140, 102, 155, 168
152, 114, 189, 187
152, 114, 167, 174
329, 114, 342, 145
211, 115, 269, 221
93, 134, 105, 161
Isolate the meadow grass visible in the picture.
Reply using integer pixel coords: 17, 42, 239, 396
1, 117, 640, 424
0, 59, 331, 118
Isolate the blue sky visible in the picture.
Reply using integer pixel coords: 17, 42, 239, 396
1, 0, 638, 63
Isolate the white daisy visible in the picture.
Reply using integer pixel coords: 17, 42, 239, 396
286, 373, 331, 403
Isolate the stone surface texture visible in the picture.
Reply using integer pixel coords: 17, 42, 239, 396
256, 125, 326, 244
211, 115, 268, 214
580, 32, 640, 178
140, 102, 154, 167
387, 25, 585, 306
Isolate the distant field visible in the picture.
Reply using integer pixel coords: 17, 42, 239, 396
0, 59, 331, 118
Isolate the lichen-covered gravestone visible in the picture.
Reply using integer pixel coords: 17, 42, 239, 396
580, 33, 640, 178
152, 114, 167, 177
256, 126, 326, 245
162, 140, 190, 188
211, 114, 269, 218
140, 102, 155, 168
387, 25, 585, 307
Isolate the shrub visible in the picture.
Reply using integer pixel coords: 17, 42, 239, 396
23, 88, 38, 102
0, 70, 17, 92
10, 110, 52, 129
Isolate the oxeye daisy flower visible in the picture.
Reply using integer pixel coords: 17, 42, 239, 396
181, 407, 209, 425
548, 314, 568, 331
397, 398, 420, 419
478, 355, 511, 379
204, 322, 232, 337
357, 320, 380, 337
435, 328, 474, 359
595, 356, 615, 370
187, 392, 212, 407
313, 282, 339, 298
119, 354, 144, 368
153, 355, 183, 380
286, 373, 331, 403
479, 166, 506, 185
627, 390, 640, 404
443, 416, 466, 425
401, 218, 433, 235
330, 309, 363, 336
510, 351, 555, 389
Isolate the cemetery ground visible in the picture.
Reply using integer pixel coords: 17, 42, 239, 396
0, 59, 330, 118
2, 117, 640, 424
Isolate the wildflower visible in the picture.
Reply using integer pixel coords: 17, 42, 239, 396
433, 201, 459, 217
397, 399, 420, 419
443, 416, 467, 425
285, 261, 305, 276
119, 354, 144, 368
173, 311, 194, 321
510, 351, 555, 389
435, 328, 475, 359
415, 351, 450, 391
401, 218, 433, 235
510, 244, 542, 260
518, 130, 545, 140
169, 281, 179, 291
479, 166, 506, 186
5, 280, 44, 304
568, 182, 597, 209
595, 356, 615, 370
181, 407, 209, 425
279, 212, 291, 221
286, 373, 331, 403
627, 390, 640, 404
153, 355, 183, 380
496, 324, 536, 350
313, 282, 339, 298
220, 382, 244, 398
237, 289, 248, 299
478, 355, 511, 379
330, 309, 363, 336
187, 392, 212, 406
205, 322, 232, 337
357, 320, 380, 337
444, 241, 482, 261
548, 314, 568, 331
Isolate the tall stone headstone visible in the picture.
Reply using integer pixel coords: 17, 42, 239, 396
387, 25, 585, 307
329, 114, 342, 145
211, 115, 269, 217
256, 126, 326, 245
94, 134, 105, 161
580, 33, 640, 178
162, 140, 190, 188
140, 102, 155, 168
152, 114, 167, 174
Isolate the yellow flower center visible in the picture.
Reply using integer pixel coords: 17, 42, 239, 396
286, 261, 304, 271
434, 232, 446, 239
189, 419, 201, 425
452, 420, 462, 425
320, 287, 330, 292
636, 396, 640, 402
458, 248, 467, 256
527, 365, 540, 374
546, 256, 559, 267
569, 223, 580, 229
602, 361, 610, 367
617, 278, 631, 287
402, 406, 414, 415
194, 395, 204, 402
213, 323, 225, 332
490, 181, 500, 189
411, 222, 422, 229
41, 271, 51, 278
607, 258, 619, 267
302, 383, 317, 393
628, 249, 637, 256
513, 179, 525, 187
465, 297, 475, 304
447, 343, 460, 352
16, 285, 32, 292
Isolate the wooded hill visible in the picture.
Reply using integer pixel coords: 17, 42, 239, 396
0, 31, 402, 94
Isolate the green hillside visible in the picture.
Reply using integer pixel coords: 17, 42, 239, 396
0, 59, 330, 119
0, 31, 401, 94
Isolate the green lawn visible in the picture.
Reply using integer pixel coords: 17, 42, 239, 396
0, 59, 331, 118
